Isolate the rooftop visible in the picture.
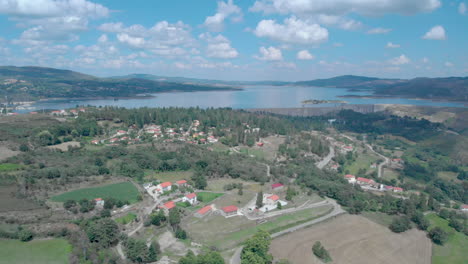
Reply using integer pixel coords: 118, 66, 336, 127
197, 205, 212, 215
186, 193, 197, 199
222, 205, 238, 213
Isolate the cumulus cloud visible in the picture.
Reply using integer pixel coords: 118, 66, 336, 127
386, 42, 400, 48
98, 34, 108, 43
199, 33, 239, 59
1, 0, 109, 43
389, 54, 410, 65
254, 46, 283, 61
459, 3, 466, 15
316, 15, 362, 30
422, 25, 446, 40
254, 16, 328, 44
274, 61, 296, 69
297, 50, 314, 60
99, 21, 194, 56
367, 27, 392, 34
445, 62, 454, 67
422, 57, 429, 63
249, 0, 441, 16
204, 0, 242, 32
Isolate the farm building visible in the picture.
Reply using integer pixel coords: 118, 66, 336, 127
257, 142, 264, 147
94, 198, 105, 208
160, 201, 176, 213
393, 187, 404, 193
176, 180, 187, 186
356, 177, 375, 186
195, 205, 213, 217
461, 205, 468, 212
265, 194, 279, 206
344, 174, 356, 183
271, 183, 284, 190
221, 205, 238, 217
182, 193, 197, 205
159, 182, 172, 192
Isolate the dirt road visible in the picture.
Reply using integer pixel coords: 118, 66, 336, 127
316, 145, 335, 169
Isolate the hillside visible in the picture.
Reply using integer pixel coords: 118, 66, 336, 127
0, 66, 240, 102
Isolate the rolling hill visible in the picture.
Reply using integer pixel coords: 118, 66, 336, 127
0, 66, 240, 102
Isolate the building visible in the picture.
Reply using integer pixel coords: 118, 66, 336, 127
159, 182, 172, 192
384, 185, 394, 192
344, 174, 356, 183
91, 140, 99, 145
461, 204, 468, 212
271, 183, 284, 190
196, 205, 213, 217
176, 180, 187, 187
265, 194, 279, 206
182, 193, 197, 205
116, 130, 127, 136
393, 187, 404, 193
257, 142, 264, 147
109, 138, 119, 143
94, 198, 105, 208
356, 177, 375, 186
221, 205, 238, 217
161, 201, 176, 211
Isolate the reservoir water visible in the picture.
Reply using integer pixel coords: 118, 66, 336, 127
17, 85, 466, 112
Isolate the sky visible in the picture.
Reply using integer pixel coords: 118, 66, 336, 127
0, 0, 467, 81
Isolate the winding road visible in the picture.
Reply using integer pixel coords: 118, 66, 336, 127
316, 145, 335, 169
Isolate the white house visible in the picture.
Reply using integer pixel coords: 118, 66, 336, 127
182, 193, 197, 205
157, 182, 172, 193
94, 198, 105, 208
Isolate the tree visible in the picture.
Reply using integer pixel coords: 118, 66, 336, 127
86, 218, 119, 248
286, 186, 296, 201
429, 227, 448, 245
18, 229, 34, 242
389, 217, 411, 233
241, 230, 272, 264
36, 130, 54, 146
192, 172, 207, 190
277, 202, 282, 210
256, 191, 263, 209
175, 228, 188, 240
169, 208, 181, 227
312, 241, 331, 262
448, 217, 464, 232
63, 199, 76, 210
100, 209, 111, 218
179, 250, 224, 264
411, 212, 430, 230
124, 238, 157, 263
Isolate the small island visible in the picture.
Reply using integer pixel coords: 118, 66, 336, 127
301, 99, 347, 105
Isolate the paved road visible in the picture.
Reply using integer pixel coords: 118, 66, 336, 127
230, 199, 345, 264
316, 145, 335, 169
365, 143, 389, 178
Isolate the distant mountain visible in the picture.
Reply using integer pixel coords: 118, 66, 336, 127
112, 74, 291, 86
0, 66, 240, 102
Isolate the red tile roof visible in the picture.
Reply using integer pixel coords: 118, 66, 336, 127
462, 204, 468, 209
345, 174, 355, 179
197, 205, 212, 215
385, 186, 394, 190
222, 205, 238, 213
357, 177, 372, 183
160, 182, 172, 188
186, 193, 197, 199
163, 201, 175, 210
268, 195, 279, 201
176, 180, 187, 185
94, 198, 103, 201
393, 187, 403, 192
271, 183, 284, 189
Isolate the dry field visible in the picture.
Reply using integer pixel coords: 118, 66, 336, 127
46, 141, 80, 151
270, 214, 431, 264
0, 146, 19, 161
0, 186, 42, 212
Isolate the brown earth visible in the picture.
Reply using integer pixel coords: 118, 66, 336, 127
270, 214, 431, 264
46, 141, 80, 151
0, 186, 42, 212
0, 146, 20, 161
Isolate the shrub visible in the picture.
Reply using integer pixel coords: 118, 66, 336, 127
429, 227, 448, 245
389, 217, 411, 233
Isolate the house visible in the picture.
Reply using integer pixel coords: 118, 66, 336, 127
94, 198, 105, 207
116, 130, 127, 136
370, 163, 377, 169
461, 204, 468, 212
207, 136, 218, 143
109, 138, 119, 143
91, 140, 99, 145
161, 201, 176, 212
356, 177, 375, 185
159, 182, 172, 192
29, 111, 38, 115
344, 174, 356, 183
182, 193, 197, 205
176, 180, 187, 187
392, 158, 403, 164
271, 183, 284, 190
221, 205, 238, 217
393, 187, 404, 193
79, 108, 86, 112
384, 185, 394, 191
257, 142, 264, 147
195, 205, 213, 217
265, 194, 279, 206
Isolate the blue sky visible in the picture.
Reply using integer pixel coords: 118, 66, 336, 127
0, 0, 467, 81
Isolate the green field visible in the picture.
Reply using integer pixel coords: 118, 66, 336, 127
345, 153, 380, 175
0, 163, 23, 172
196, 192, 224, 203
0, 238, 72, 264
239, 147, 266, 160
426, 213, 468, 264
144, 170, 193, 182
116, 212, 137, 225
51, 182, 139, 203
362, 211, 397, 227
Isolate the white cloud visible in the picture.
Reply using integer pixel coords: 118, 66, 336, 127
254, 16, 328, 44
445, 62, 454, 67
367, 27, 392, 34
199, 33, 239, 59
1, 0, 109, 43
422, 57, 429, 63
99, 21, 194, 56
386, 42, 400, 48
316, 15, 362, 30
422, 25, 446, 40
98, 34, 108, 43
389, 54, 410, 65
249, 0, 441, 16
459, 3, 466, 15
297, 50, 314, 60
333, 42, 344, 47
274, 61, 296, 69
254, 46, 283, 61
204, 0, 242, 32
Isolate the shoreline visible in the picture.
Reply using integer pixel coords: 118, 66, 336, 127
338, 94, 468, 106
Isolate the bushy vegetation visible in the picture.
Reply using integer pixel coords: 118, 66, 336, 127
241, 230, 273, 264
312, 241, 332, 262
179, 250, 224, 264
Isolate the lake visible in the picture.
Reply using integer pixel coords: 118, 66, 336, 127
16, 85, 466, 112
